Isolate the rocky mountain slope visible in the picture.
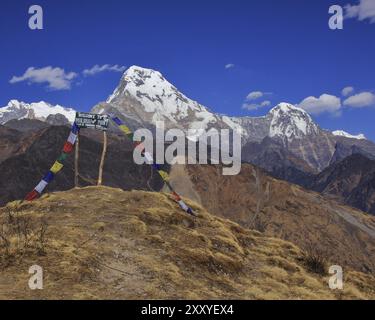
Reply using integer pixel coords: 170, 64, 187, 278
0, 124, 165, 207
4, 119, 50, 132
166, 162, 375, 273
1, 186, 375, 300
329, 140, 375, 165
0, 125, 24, 163
306, 154, 375, 215
3, 66, 375, 177
241, 137, 316, 184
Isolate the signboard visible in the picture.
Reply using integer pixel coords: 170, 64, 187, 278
75, 112, 109, 131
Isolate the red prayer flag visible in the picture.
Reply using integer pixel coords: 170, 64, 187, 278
25, 190, 40, 202
63, 141, 74, 153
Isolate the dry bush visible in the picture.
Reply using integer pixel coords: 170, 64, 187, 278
300, 244, 328, 276
0, 207, 48, 267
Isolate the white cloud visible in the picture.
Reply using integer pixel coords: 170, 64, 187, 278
225, 63, 235, 69
9, 66, 77, 90
242, 100, 271, 111
242, 103, 260, 111
298, 94, 342, 115
246, 91, 264, 101
242, 91, 272, 111
345, 0, 375, 23
83, 64, 126, 76
343, 92, 375, 107
342, 86, 354, 96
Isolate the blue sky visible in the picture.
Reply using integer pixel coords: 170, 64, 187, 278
1, 0, 374, 140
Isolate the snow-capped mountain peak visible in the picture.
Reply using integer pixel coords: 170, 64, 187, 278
332, 130, 366, 140
98, 67, 325, 144
95, 66, 369, 171
103, 66, 218, 130
268, 103, 319, 141
270, 102, 306, 114
0, 100, 76, 124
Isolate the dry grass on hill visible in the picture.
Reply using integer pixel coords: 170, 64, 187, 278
0, 186, 375, 300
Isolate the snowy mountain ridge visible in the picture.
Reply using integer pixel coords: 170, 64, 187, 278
268, 103, 319, 140
105, 66, 219, 131
100, 66, 329, 143
1, 66, 367, 146
332, 130, 366, 140
96, 66, 375, 172
0, 100, 76, 125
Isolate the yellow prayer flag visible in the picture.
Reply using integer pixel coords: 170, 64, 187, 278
158, 170, 169, 182
119, 125, 132, 135
50, 161, 64, 174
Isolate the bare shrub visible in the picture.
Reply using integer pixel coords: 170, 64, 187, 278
0, 225, 10, 257
36, 218, 48, 256
0, 208, 49, 267
301, 244, 328, 275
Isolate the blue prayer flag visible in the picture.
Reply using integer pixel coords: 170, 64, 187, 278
43, 171, 55, 183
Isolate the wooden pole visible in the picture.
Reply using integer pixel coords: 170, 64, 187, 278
74, 132, 80, 188
97, 130, 107, 186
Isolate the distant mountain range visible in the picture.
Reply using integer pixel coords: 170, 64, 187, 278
2, 67, 370, 169
2, 65, 375, 216
91, 66, 375, 173
0, 100, 75, 125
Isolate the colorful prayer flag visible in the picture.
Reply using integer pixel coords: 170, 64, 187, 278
67, 132, 77, 145
25, 190, 39, 201
43, 171, 54, 183
110, 115, 196, 216
35, 180, 48, 194
50, 161, 64, 174
112, 117, 122, 126
119, 124, 132, 135
25, 122, 80, 202
58, 153, 68, 162
178, 200, 189, 212
158, 170, 170, 182
63, 141, 74, 153
71, 122, 80, 134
